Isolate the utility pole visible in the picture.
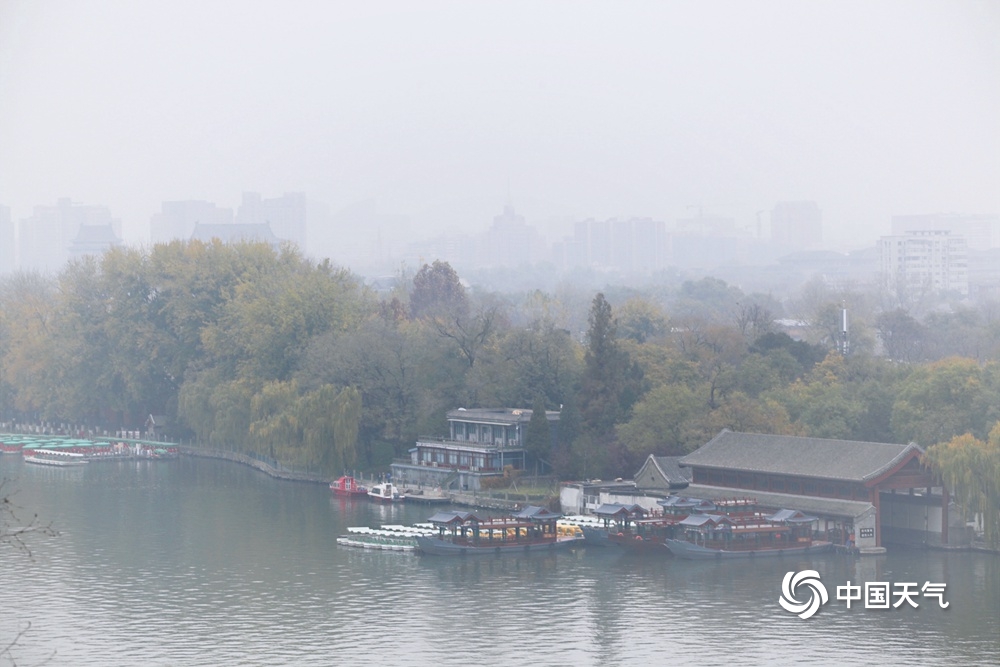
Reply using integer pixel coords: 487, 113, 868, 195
839, 302, 850, 356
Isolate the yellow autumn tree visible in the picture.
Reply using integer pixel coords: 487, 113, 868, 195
923, 423, 1000, 547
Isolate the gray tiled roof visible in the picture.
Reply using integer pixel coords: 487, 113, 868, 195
683, 483, 874, 519
680, 430, 923, 483
651, 456, 694, 483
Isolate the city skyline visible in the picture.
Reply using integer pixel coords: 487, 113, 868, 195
2, 1, 997, 257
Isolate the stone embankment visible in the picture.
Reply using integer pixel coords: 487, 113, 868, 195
181, 446, 560, 512
179, 445, 328, 484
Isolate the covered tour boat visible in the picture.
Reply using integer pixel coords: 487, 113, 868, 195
664, 509, 833, 559
415, 506, 584, 556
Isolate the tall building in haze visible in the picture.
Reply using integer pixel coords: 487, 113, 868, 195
0, 205, 13, 272
237, 192, 306, 249
18, 199, 122, 273
771, 201, 822, 248
878, 229, 968, 297
150, 200, 234, 244
891, 213, 999, 251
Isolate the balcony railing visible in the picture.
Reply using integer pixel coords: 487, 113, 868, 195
391, 458, 505, 473
415, 436, 523, 450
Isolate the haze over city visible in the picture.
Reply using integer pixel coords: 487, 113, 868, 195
1, 1, 998, 269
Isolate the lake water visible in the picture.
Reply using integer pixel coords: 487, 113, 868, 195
0, 455, 997, 666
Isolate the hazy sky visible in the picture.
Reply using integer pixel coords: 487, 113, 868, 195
1, 1, 998, 249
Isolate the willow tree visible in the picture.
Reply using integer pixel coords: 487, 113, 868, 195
331, 386, 362, 472
249, 380, 301, 461
924, 424, 1000, 548
296, 384, 362, 475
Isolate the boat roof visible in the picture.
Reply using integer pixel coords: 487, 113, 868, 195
657, 496, 717, 512
427, 511, 482, 526
678, 514, 735, 528
593, 503, 646, 518
766, 508, 819, 524
511, 505, 562, 521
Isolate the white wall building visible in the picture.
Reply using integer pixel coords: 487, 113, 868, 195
878, 229, 968, 297
18, 199, 122, 273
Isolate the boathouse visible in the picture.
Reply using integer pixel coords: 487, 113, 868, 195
677, 430, 971, 552
391, 408, 560, 491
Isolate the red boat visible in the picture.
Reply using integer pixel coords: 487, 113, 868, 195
330, 476, 368, 498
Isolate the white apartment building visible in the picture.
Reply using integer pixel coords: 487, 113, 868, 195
878, 229, 968, 297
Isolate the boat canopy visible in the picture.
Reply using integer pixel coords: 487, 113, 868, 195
427, 511, 482, 526
765, 509, 819, 524
593, 503, 645, 519
657, 496, 717, 512
511, 505, 562, 521
678, 513, 735, 528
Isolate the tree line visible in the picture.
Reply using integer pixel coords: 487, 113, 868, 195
0, 241, 998, 541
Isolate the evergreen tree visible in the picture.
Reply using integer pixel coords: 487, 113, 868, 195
579, 293, 639, 437
525, 394, 551, 476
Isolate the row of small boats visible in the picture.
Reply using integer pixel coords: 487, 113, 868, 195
330, 475, 448, 504
580, 499, 834, 559
339, 496, 835, 559
3, 434, 180, 466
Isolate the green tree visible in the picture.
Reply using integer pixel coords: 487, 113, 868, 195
0, 272, 58, 419
617, 297, 668, 343
410, 260, 467, 320
924, 425, 1000, 547
876, 308, 926, 362
524, 395, 552, 476
579, 293, 641, 437
471, 317, 581, 409
616, 383, 702, 457
891, 357, 1000, 445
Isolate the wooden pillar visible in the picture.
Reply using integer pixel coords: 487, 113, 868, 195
941, 486, 949, 545
871, 487, 882, 547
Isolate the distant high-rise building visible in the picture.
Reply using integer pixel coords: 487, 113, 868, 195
483, 205, 538, 268
878, 229, 968, 297
18, 199, 122, 273
891, 213, 999, 251
555, 217, 666, 274
0, 204, 13, 272
237, 192, 306, 249
771, 201, 822, 248
150, 200, 234, 245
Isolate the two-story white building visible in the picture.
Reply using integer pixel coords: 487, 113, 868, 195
391, 408, 559, 491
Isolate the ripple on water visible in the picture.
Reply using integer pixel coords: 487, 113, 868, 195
1, 457, 998, 666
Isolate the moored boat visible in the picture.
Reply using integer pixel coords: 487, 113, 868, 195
367, 482, 405, 503
23, 450, 89, 467
416, 506, 584, 556
664, 510, 833, 559
330, 475, 368, 498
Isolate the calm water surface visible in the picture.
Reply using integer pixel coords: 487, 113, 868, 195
0, 456, 997, 666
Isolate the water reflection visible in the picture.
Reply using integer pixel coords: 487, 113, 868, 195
0, 456, 997, 667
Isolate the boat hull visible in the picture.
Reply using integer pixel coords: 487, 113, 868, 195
580, 525, 613, 546
23, 455, 88, 467
415, 535, 582, 556
664, 538, 834, 559
332, 489, 369, 498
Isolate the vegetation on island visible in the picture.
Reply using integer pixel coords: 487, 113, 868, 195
1, 241, 1000, 540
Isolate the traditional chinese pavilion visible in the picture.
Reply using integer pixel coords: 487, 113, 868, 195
677, 430, 970, 553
